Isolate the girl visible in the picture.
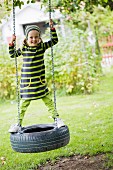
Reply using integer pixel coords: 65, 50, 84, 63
8, 19, 64, 133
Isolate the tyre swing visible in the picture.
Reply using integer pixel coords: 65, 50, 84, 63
10, 0, 70, 153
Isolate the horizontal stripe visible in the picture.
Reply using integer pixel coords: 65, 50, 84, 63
23, 53, 43, 59
23, 59, 44, 67
20, 74, 45, 80
22, 63, 44, 69
22, 44, 43, 50
20, 82, 46, 89
23, 54, 36, 58
9, 48, 14, 53
22, 47, 37, 52
21, 64, 45, 72
20, 86, 48, 94
23, 56, 44, 64
20, 80, 40, 85
21, 66, 45, 73
20, 84, 47, 93
21, 68, 45, 74
21, 71, 45, 78
20, 91, 49, 100
20, 79, 45, 86
22, 50, 44, 57
22, 50, 43, 57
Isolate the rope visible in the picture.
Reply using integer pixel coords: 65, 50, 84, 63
48, 0, 57, 116
13, 0, 20, 125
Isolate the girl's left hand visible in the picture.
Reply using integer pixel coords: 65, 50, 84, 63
49, 19, 54, 28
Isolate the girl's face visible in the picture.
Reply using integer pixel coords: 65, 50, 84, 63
27, 30, 40, 46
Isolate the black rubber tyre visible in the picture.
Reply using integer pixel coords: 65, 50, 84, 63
10, 124, 70, 153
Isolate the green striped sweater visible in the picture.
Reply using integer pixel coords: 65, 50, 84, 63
9, 28, 58, 100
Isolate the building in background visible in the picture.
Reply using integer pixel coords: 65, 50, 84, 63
0, 2, 64, 45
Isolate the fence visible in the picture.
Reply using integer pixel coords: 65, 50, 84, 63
100, 35, 113, 67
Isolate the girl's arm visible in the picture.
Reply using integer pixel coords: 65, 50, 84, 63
9, 35, 22, 58
43, 19, 58, 51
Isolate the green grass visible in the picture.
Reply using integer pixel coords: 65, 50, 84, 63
1, 68, 113, 169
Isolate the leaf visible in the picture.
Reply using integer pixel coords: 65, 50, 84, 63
27, 0, 30, 4
103, 0, 108, 3
21, 1, 24, 5
31, 0, 35, 3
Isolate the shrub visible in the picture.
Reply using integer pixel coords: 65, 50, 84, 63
45, 28, 101, 95
0, 56, 21, 100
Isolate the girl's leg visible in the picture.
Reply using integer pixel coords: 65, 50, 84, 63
42, 94, 59, 119
8, 99, 31, 133
19, 99, 31, 125
42, 94, 64, 128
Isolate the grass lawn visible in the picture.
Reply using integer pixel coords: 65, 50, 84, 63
0, 68, 113, 170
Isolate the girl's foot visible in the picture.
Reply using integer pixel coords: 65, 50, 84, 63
8, 123, 21, 133
54, 118, 65, 128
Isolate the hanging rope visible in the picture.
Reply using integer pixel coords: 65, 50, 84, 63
13, 0, 20, 125
48, 0, 57, 115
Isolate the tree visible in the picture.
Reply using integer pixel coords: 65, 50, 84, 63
41, 0, 112, 13
0, 0, 112, 12
0, 0, 112, 20
0, 0, 36, 23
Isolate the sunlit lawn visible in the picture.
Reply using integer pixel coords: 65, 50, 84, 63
0, 68, 113, 169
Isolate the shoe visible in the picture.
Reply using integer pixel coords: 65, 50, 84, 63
8, 123, 21, 133
55, 118, 65, 128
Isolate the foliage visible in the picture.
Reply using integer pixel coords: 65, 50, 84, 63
45, 27, 101, 95
0, 0, 35, 8
0, 0, 112, 15
0, 0, 35, 23
65, 5, 113, 37
0, 2, 12, 22
42, 0, 113, 13
0, 56, 21, 100
0, 62, 15, 100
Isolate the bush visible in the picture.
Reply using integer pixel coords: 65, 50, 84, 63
0, 56, 21, 100
45, 28, 101, 95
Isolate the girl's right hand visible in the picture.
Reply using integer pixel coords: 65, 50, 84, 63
10, 34, 16, 43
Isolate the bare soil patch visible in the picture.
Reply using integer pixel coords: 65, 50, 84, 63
37, 154, 112, 170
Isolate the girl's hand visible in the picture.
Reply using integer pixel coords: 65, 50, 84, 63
10, 34, 16, 43
49, 19, 54, 28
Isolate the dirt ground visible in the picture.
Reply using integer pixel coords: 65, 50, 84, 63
36, 154, 112, 170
